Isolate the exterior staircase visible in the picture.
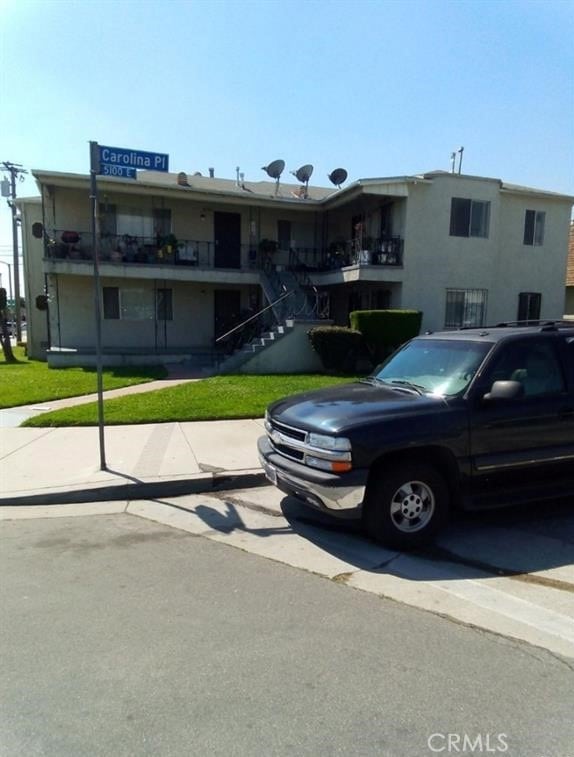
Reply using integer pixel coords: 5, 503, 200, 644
216, 260, 320, 374
217, 321, 295, 374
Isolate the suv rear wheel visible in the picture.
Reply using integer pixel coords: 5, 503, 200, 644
363, 462, 449, 549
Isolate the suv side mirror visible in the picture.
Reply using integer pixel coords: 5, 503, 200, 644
483, 380, 524, 402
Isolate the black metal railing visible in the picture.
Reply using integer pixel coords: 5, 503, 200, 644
215, 290, 295, 355
45, 230, 403, 272
46, 231, 262, 271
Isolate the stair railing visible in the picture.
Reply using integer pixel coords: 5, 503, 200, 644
287, 248, 318, 318
215, 289, 295, 354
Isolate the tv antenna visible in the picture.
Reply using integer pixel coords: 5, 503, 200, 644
328, 168, 348, 188
262, 159, 285, 195
291, 164, 313, 198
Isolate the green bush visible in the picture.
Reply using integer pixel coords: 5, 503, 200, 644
349, 309, 422, 362
307, 326, 364, 373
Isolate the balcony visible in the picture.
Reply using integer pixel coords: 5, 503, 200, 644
289, 236, 403, 272
44, 231, 403, 276
45, 231, 264, 272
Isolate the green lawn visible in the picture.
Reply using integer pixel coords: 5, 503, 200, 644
22, 374, 358, 427
0, 347, 167, 409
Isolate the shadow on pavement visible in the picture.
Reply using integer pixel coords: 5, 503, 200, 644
278, 495, 574, 582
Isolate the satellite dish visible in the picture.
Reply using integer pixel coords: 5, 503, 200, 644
292, 164, 313, 184
262, 159, 285, 179
290, 164, 314, 199
328, 168, 348, 188
262, 159, 285, 195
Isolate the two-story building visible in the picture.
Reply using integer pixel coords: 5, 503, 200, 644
19, 166, 573, 370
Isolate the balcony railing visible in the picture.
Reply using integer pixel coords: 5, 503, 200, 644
46, 231, 260, 271
44, 231, 403, 273
288, 236, 403, 272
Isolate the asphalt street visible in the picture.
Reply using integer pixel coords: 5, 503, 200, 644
1, 512, 573, 757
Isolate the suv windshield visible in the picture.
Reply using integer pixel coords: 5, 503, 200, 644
373, 338, 492, 396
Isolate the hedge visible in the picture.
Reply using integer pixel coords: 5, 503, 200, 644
349, 309, 422, 362
307, 326, 364, 373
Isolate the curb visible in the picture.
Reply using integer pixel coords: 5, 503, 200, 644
0, 471, 269, 508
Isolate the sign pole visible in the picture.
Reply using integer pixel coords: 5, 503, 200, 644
89, 141, 106, 470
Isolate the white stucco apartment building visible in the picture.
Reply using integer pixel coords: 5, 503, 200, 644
19, 166, 573, 369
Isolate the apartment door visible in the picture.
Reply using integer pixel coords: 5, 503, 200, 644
214, 290, 241, 341
214, 212, 241, 269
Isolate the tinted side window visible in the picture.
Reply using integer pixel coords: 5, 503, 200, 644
485, 340, 565, 398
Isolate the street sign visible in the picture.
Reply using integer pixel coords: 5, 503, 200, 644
98, 145, 169, 173
99, 164, 137, 179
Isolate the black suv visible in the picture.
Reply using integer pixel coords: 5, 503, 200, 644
258, 321, 574, 549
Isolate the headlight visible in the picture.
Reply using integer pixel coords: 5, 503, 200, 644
306, 432, 351, 452
306, 455, 353, 473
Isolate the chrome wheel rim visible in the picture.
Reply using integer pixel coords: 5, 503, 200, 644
389, 480, 435, 533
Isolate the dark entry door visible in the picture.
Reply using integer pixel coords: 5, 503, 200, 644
214, 212, 241, 269
214, 290, 241, 341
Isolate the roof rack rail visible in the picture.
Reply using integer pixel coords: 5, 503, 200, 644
492, 319, 574, 330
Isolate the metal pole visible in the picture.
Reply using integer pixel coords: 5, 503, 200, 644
89, 141, 106, 470
9, 169, 21, 341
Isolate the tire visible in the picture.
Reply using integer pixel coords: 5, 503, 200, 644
362, 461, 449, 550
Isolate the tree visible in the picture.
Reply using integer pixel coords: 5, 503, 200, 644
0, 287, 16, 363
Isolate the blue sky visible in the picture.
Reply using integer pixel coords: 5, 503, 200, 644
1, 0, 573, 289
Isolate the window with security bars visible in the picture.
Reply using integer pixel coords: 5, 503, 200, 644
517, 292, 541, 323
450, 198, 490, 238
445, 289, 488, 328
523, 210, 545, 246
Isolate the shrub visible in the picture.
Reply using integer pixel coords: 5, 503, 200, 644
308, 326, 364, 373
350, 309, 422, 362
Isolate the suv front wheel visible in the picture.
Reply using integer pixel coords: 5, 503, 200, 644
363, 462, 449, 549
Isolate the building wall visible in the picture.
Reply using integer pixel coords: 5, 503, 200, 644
492, 192, 570, 322
48, 275, 256, 351
400, 175, 571, 331
20, 200, 48, 360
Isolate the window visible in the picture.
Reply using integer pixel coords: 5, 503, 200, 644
121, 289, 154, 320
523, 210, 545, 246
103, 287, 119, 319
484, 340, 564, 398
517, 292, 541, 323
102, 287, 169, 321
115, 208, 171, 239
450, 198, 490, 238
156, 288, 173, 320
445, 289, 488, 328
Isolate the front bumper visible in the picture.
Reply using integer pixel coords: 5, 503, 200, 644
257, 436, 366, 518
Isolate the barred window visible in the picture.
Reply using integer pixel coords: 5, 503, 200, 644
445, 289, 488, 328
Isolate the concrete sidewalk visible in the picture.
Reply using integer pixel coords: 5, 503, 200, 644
0, 419, 267, 506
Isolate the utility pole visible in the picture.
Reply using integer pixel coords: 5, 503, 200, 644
1, 162, 27, 342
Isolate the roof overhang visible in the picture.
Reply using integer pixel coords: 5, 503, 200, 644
32, 170, 327, 212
